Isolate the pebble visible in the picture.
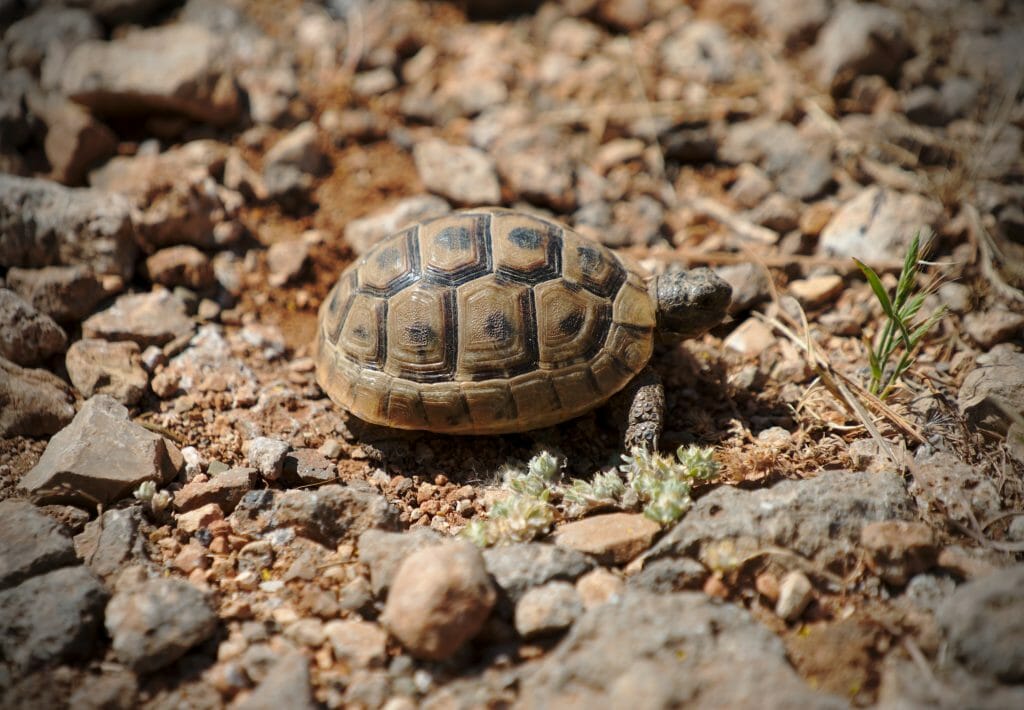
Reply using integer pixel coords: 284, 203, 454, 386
627, 556, 709, 593
28, 92, 118, 186
344, 195, 451, 255
324, 619, 389, 668
0, 499, 77, 590
575, 567, 624, 608
962, 309, 1024, 349
910, 449, 1000, 526
0, 565, 108, 672
860, 520, 938, 586
819, 186, 942, 262
958, 347, 1024, 436
235, 652, 317, 710
552, 513, 661, 565
105, 577, 218, 672
65, 338, 148, 404
723, 317, 776, 356
483, 542, 595, 604
788, 274, 844, 307
775, 570, 814, 621
0, 289, 68, 366
813, 1, 909, 91
3, 6, 100, 74
381, 542, 496, 660
60, 23, 240, 125
284, 618, 326, 648
145, 246, 216, 291
21, 394, 184, 505
4, 265, 106, 324
74, 508, 152, 582
715, 263, 772, 314
514, 581, 584, 639
82, 290, 195, 349
358, 527, 445, 596
412, 139, 501, 205
937, 565, 1024, 682
246, 436, 291, 481
0, 355, 76, 437
728, 163, 774, 209
176, 503, 224, 536
174, 467, 258, 514
267, 239, 309, 287
282, 448, 337, 485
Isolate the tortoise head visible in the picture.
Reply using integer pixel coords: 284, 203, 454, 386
649, 267, 732, 342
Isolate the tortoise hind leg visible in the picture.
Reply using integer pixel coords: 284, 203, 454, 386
611, 367, 664, 451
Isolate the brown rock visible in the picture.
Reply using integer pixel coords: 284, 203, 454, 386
380, 542, 496, 660
963, 309, 1024, 349
176, 503, 224, 536
173, 468, 258, 514
412, 139, 500, 205
82, 290, 194, 348
343, 195, 451, 255
552, 513, 661, 565
723, 317, 776, 356
575, 567, 624, 609
27, 92, 117, 186
788, 274, 844, 307
861, 520, 937, 586
0, 289, 68, 366
282, 448, 336, 486
267, 240, 309, 287
324, 619, 388, 668
5, 265, 106, 324
145, 246, 215, 291
514, 581, 583, 638
0, 356, 76, 437
65, 338, 148, 405
20, 395, 184, 505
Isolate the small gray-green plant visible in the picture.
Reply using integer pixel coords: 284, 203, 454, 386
133, 480, 172, 516
462, 445, 718, 546
854, 230, 947, 399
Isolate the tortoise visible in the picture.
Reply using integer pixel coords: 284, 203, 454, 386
314, 208, 731, 449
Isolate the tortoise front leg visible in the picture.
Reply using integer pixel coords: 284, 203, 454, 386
617, 367, 664, 451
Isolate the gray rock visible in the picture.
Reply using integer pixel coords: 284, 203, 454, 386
66, 338, 148, 405
0, 175, 137, 279
814, 1, 910, 92
149, 324, 256, 400
878, 653, 1024, 710
343, 195, 451, 256
230, 482, 398, 547
145, 246, 216, 291
0, 499, 77, 590
514, 581, 583, 639
649, 470, 914, 569
21, 395, 184, 506
5, 265, 107, 324
235, 652, 316, 710
0, 289, 67, 366
910, 449, 1001, 526
627, 556, 708, 593
0, 565, 107, 672
26, 92, 118, 186
282, 448, 337, 486
715, 262, 771, 313
264, 122, 325, 175
719, 119, 832, 200
105, 577, 218, 673
958, 347, 1024, 436
74, 507, 152, 582
82, 290, 194, 349
68, 670, 138, 710
413, 139, 501, 205
819, 186, 943, 262
491, 127, 575, 211
358, 527, 445, 597
246, 436, 290, 482
266, 239, 309, 287
2, 6, 100, 73
937, 565, 1024, 683
381, 542, 496, 661
483, 542, 595, 603
60, 23, 240, 125
661, 20, 735, 84
518, 591, 845, 708
963, 309, 1024, 349
0, 356, 76, 437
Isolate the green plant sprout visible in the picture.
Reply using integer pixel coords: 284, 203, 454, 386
462, 446, 719, 546
854, 230, 947, 399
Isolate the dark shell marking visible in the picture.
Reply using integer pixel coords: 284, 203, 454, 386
315, 210, 655, 434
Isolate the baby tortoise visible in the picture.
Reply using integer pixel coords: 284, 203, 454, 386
315, 208, 731, 449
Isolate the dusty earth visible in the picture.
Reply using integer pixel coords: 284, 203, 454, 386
2, 0, 1024, 708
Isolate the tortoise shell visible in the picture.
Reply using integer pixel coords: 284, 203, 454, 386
314, 209, 655, 434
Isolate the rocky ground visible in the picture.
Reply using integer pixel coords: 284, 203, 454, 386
2, 0, 1024, 707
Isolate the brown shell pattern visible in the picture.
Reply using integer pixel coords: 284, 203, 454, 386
315, 209, 655, 434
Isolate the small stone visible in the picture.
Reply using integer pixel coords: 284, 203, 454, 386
716, 263, 771, 314
381, 542, 496, 660
728, 163, 773, 209
936, 545, 1000, 581
723, 318, 775, 356
65, 338, 148, 404
0, 289, 68, 366
264, 121, 325, 177
68, 670, 138, 710
318, 438, 343, 459
358, 527, 445, 597
819, 186, 942, 262
412, 139, 500, 205
963, 309, 1024, 349
282, 448, 337, 486
514, 581, 583, 639
775, 570, 813, 621
860, 520, 937, 586
0, 356, 76, 437
27, 92, 117, 186
958, 348, 1024, 436
552, 513, 661, 565
236, 651, 316, 710
267, 239, 309, 287
105, 577, 218, 673
0, 499, 77, 590
661, 20, 735, 84
799, 202, 835, 237
937, 565, 1024, 682
4, 265, 106, 324
246, 436, 290, 482
0, 566, 108, 672
575, 567, 624, 609
749, 193, 800, 233
21, 394, 184, 505
3, 7, 100, 74
353, 67, 398, 97
82, 290, 194, 349
813, 1, 910, 92
344, 195, 451, 255
176, 503, 224, 536
74, 507, 151, 582
145, 246, 215, 291
324, 619, 388, 668
910, 449, 1000, 526
284, 618, 326, 648
626, 556, 709, 593
788, 274, 844, 307
483, 542, 595, 603
173, 467, 258, 514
